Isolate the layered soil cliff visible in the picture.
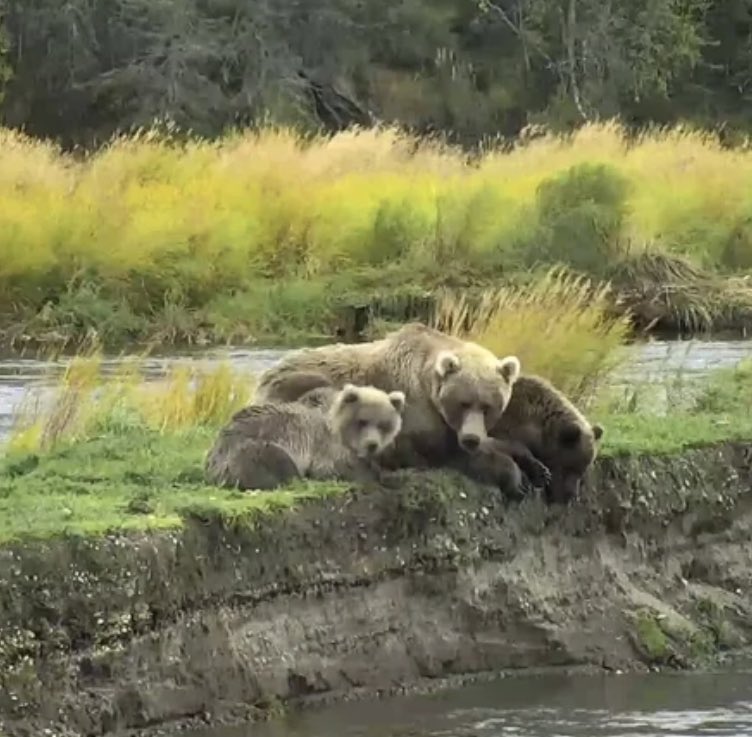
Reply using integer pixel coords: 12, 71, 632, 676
1, 442, 752, 736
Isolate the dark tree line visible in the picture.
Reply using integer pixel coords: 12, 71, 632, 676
0, 0, 751, 148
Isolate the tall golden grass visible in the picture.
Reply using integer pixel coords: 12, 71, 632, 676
433, 269, 631, 404
2, 121, 752, 304
8, 352, 254, 453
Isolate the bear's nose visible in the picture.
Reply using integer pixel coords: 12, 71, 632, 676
461, 434, 480, 451
365, 440, 379, 454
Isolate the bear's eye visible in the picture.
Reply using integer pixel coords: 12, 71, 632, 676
358, 419, 370, 429
481, 403, 491, 414
460, 401, 472, 411
378, 421, 392, 434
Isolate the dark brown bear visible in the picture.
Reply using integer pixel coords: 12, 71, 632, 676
490, 375, 604, 503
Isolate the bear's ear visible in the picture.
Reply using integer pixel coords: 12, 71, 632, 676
435, 351, 461, 379
559, 422, 582, 447
497, 355, 521, 384
388, 390, 406, 414
340, 384, 360, 404
592, 423, 604, 441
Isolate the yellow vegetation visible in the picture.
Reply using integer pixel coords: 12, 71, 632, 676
9, 351, 254, 453
1, 121, 751, 298
434, 269, 631, 404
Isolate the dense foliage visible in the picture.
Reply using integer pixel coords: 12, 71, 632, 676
3, 122, 752, 348
1, 0, 750, 147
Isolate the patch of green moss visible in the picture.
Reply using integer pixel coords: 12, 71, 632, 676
634, 611, 671, 663
695, 597, 746, 652
255, 695, 287, 719
688, 629, 717, 663
632, 606, 731, 668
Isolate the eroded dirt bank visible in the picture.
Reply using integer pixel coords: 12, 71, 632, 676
2, 443, 752, 737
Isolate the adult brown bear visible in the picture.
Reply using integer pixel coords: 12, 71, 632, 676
255, 323, 603, 502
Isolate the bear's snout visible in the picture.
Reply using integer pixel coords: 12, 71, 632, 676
365, 440, 379, 455
457, 409, 487, 452
460, 433, 481, 451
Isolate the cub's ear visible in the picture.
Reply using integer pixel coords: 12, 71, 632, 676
592, 423, 604, 441
340, 384, 360, 404
497, 355, 521, 384
559, 422, 582, 447
435, 350, 461, 379
388, 390, 406, 414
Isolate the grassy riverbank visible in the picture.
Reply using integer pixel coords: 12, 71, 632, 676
0, 278, 748, 544
4, 123, 752, 348
2, 351, 751, 544
3, 324, 752, 737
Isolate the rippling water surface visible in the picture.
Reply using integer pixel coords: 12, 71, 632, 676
0, 347, 287, 440
188, 671, 752, 737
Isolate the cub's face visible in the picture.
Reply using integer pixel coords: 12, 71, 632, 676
331, 384, 406, 459
545, 421, 604, 503
433, 350, 521, 453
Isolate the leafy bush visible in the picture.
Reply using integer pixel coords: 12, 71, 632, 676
518, 163, 631, 273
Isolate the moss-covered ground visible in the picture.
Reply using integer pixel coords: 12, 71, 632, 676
2, 405, 751, 544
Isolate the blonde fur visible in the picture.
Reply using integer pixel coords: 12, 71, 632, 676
206, 383, 405, 490
255, 323, 522, 464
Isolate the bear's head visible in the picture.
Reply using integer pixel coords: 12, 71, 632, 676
432, 349, 521, 453
330, 384, 406, 459
545, 419, 604, 503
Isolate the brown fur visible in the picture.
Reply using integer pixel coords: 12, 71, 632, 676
491, 375, 604, 503
255, 323, 521, 467
255, 323, 603, 502
205, 384, 405, 491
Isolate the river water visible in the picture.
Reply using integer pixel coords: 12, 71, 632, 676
186, 670, 752, 737
0, 339, 751, 442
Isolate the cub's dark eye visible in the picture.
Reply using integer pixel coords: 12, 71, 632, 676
481, 403, 491, 414
358, 419, 369, 429
378, 422, 392, 434
460, 402, 472, 411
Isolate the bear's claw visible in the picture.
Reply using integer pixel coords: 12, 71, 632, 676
527, 458, 552, 489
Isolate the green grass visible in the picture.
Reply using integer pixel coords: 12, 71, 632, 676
0, 425, 349, 543
597, 357, 752, 455
2, 404, 751, 544
598, 412, 751, 456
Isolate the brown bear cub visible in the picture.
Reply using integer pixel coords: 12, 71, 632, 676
491, 375, 604, 503
254, 322, 541, 495
205, 384, 406, 491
